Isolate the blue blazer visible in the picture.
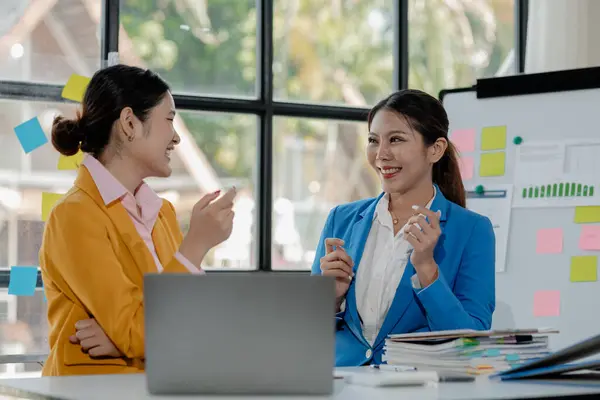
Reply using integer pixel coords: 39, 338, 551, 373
311, 186, 495, 367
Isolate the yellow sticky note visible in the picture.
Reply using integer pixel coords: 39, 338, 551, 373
481, 126, 507, 150
574, 206, 600, 223
41, 192, 64, 222
570, 256, 597, 282
479, 152, 505, 177
57, 151, 84, 170
61, 74, 91, 102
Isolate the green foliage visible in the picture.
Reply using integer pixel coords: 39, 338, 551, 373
120, 0, 514, 187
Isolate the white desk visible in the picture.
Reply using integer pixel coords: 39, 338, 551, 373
0, 369, 599, 399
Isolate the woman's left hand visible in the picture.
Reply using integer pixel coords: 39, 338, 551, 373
404, 206, 441, 285
70, 319, 122, 358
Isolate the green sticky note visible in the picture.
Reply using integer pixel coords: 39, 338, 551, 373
570, 256, 597, 282
574, 206, 600, 223
481, 126, 507, 150
479, 152, 505, 177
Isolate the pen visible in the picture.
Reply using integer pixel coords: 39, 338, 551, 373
371, 364, 417, 372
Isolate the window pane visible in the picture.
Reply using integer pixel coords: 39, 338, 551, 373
273, 0, 394, 106
0, 290, 46, 378
272, 117, 379, 270
1, 100, 258, 267
0, 0, 101, 84
408, 0, 515, 96
171, 111, 257, 269
120, 0, 257, 98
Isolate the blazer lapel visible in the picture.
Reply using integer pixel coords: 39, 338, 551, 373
74, 167, 158, 275
373, 185, 450, 349
344, 194, 383, 346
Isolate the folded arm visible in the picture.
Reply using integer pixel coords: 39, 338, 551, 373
43, 202, 191, 359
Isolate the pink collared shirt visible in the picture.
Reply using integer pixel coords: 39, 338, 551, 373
82, 155, 202, 274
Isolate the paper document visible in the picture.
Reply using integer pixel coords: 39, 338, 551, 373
466, 184, 513, 273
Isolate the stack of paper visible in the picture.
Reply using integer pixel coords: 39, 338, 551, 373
382, 328, 558, 375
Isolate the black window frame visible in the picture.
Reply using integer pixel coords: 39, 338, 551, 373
0, 0, 528, 286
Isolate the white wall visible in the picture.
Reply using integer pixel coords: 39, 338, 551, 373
526, 0, 600, 73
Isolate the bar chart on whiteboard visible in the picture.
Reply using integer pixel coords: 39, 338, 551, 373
513, 140, 600, 208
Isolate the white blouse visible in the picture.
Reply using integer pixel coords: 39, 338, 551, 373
352, 188, 435, 344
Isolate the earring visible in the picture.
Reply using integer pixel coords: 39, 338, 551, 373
128, 136, 134, 142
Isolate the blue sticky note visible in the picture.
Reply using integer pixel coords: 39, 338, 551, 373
484, 349, 501, 357
14, 117, 48, 153
8, 266, 38, 296
505, 354, 520, 361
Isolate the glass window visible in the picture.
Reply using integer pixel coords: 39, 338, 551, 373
272, 117, 379, 270
168, 111, 257, 269
273, 0, 394, 106
0, 0, 101, 84
408, 0, 515, 96
120, 0, 257, 98
0, 290, 46, 378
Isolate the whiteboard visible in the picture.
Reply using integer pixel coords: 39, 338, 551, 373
442, 85, 600, 352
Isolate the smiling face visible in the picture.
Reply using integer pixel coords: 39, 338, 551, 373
119, 91, 180, 178
367, 109, 446, 195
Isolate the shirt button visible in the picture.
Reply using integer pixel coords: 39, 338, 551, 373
366, 349, 372, 359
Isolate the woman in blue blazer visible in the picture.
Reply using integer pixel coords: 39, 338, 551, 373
311, 89, 495, 367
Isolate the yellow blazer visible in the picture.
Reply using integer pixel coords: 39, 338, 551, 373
40, 166, 193, 376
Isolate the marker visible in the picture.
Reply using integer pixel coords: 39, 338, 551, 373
371, 364, 416, 372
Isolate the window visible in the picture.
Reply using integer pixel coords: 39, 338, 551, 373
0, 0, 101, 84
273, 0, 394, 106
120, 0, 257, 98
272, 117, 379, 270
168, 111, 257, 269
408, 0, 515, 96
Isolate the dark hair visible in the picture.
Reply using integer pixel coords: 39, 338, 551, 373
368, 89, 466, 207
51, 64, 170, 158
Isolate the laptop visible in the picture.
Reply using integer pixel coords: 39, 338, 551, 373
144, 272, 336, 395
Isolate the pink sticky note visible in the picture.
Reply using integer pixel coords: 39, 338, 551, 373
536, 228, 563, 254
579, 225, 600, 250
533, 290, 560, 317
450, 129, 476, 153
459, 156, 474, 181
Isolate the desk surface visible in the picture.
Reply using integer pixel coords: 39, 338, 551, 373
0, 369, 600, 400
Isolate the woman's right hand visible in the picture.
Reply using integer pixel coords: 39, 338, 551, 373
320, 238, 354, 302
179, 188, 237, 267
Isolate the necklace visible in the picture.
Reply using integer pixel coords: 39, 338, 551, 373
389, 209, 400, 225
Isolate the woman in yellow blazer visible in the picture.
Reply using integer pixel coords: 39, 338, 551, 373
40, 65, 236, 376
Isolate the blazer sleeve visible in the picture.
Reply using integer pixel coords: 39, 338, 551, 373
41, 201, 191, 359
414, 215, 495, 331
310, 207, 346, 324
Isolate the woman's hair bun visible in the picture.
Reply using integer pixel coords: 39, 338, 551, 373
51, 115, 84, 156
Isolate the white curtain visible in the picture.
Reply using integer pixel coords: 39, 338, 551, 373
525, 0, 600, 73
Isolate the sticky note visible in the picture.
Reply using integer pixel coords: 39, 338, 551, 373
8, 266, 38, 296
459, 156, 474, 181
14, 117, 48, 153
481, 126, 507, 150
61, 74, 91, 102
536, 228, 563, 254
42, 192, 63, 222
479, 152, 505, 177
533, 290, 560, 317
57, 151, 84, 170
450, 129, 476, 153
574, 206, 600, 223
579, 226, 600, 250
570, 256, 597, 282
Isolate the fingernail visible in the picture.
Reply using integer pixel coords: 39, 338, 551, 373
411, 205, 419, 210
213, 190, 221, 195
